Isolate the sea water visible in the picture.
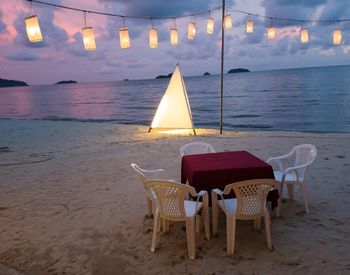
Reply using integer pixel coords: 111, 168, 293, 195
1, 65, 350, 133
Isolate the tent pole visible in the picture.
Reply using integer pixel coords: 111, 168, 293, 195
220, 0, 225, 134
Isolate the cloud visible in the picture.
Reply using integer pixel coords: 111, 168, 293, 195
97, 0, 225, 17
0, 11, 7, 33
5, 49, 40, 61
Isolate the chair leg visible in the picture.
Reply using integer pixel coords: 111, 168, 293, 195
254, 218, 261, 231
151, 210, 160, 252
186, 217, 196, 259
275, 182, 282, 217
196, 215, 201, 235
147, 197, 153, 217
300, 182, 309, 213
287, 184, 294, 200
280, 182, 284, 199
226, 215, 236, 256
203, 204, 210, 240
162, 218, 167, 234
264, 210, 272, 250
211, 191, 219, 236
276, 198, 282, 218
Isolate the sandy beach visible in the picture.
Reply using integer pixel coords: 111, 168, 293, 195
0, 119, 349, 274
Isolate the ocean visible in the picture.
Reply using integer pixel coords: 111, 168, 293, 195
1, 65, 350, 133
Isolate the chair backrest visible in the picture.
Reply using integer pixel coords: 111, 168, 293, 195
145, 180, 196, 221
292, 144, 317, 178
131, 163, 147, 182
224, 179, 278, 220
131, 163, 164, 200
130, 163, 164, 181
180, 142, 215, 157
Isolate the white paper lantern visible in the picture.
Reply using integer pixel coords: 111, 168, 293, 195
149, 27, 158, 48
207, 17, 214, 34
333, 29, 342, 45
267, 26, 276, 40
170, 28, 178, 45
119, 27, 130, 49
246, 19, 253, 33
187, 22, 196, 40
82, 27, 96, 51
300, 28, 309, 44
224, 15, 232, 29
25, 15, 43, 42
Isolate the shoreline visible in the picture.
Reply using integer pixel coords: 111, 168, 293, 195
2, 118, 350, 136
0, 119, 349, 274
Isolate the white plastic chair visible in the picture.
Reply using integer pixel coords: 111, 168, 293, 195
180, 142, 216, 157
131, 163, 168, 217
266, 144, 317, 213
212, 179, 278, 256
144, 180, 210, 260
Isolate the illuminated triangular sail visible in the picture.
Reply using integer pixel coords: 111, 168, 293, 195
150, 64, 194, 131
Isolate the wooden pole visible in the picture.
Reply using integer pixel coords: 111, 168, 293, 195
220, 0, 225, 134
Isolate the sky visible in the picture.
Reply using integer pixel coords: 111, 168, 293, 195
1, 0, 350, 85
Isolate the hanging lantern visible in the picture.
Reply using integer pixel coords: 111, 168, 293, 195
267, 26, 276, 40
246, 19, 254, 33
207, 17, 214, 34
170, 28, 178, 45
25, 15, 43, 42
224, 15, 232, 29
300, 28, 309, 44
333, 29, 342, 45
82, 27, 96, 51
149, 27, 158, 48
119, 27, 130, 49
188, 22, 196, 40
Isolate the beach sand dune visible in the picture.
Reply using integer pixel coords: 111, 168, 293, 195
0, 120, 349, 274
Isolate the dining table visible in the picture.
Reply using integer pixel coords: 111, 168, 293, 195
181, 150, 279, 208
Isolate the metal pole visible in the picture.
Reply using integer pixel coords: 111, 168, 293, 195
220, 0, 225, 134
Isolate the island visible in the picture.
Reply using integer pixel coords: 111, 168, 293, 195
227, 68, 250, 74
55, 80, 77, 85
123, 79, 129, 81
0, 78, 28, 88
203, 72, 211, 76
155, 73, 173, 79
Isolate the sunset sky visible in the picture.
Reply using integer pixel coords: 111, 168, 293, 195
1, 0, 350, 85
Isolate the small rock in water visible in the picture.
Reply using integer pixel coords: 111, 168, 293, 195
0, 147, 10, 152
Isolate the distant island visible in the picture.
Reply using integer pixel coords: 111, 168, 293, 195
0, 78, 28, 88
155, 73, 173, 79
227, 68, 250, 74
203, 72, 211, 76
123, 79, 129, 81
55, 80, 77, 85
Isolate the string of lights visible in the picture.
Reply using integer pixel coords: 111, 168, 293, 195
24, 0, 347, 49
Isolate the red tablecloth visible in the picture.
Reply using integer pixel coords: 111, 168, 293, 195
181, 151, 278, 207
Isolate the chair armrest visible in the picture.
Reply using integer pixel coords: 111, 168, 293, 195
212, 188, 223, 196
147, 168, 165, 173
282, 163, 309, 181
212, 188, 225, 201
195, 190, 208, 211
266, 157, 284, 172
197, 190, 207, 198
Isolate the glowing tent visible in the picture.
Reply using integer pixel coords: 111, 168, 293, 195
149, 64, 196, 135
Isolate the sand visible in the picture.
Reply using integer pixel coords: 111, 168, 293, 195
0, 119, 349, 274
